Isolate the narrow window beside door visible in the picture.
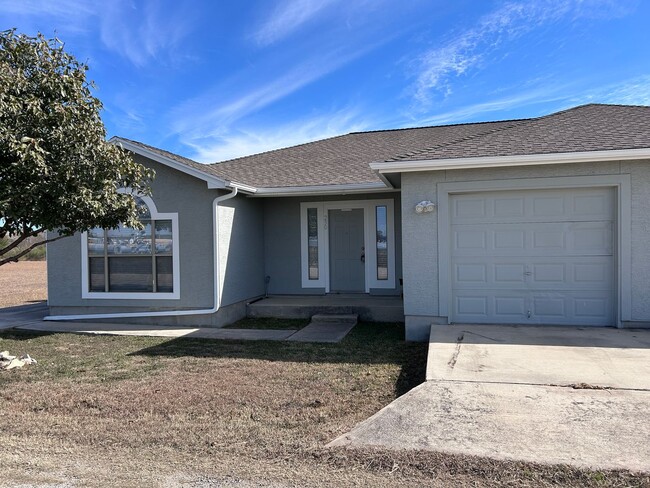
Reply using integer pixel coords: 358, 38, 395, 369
307, 207, 319, 280
376, 205, 388, 280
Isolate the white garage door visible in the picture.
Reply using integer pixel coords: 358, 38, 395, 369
450, 187, 615, 326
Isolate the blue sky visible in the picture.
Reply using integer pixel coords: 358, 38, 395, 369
2, 0, 650, 162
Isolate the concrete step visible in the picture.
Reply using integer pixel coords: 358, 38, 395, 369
246, 296, 404, 323
310, 313, 358, 324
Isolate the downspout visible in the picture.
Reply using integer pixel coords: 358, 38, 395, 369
44, 187, 239, 321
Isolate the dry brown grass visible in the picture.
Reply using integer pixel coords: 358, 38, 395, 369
0, 326, 647, 487
0, 264, 646, 486
0, 260, 47, 308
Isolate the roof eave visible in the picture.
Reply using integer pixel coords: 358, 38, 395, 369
250, 182, 394, 197
111, 137, 230, 190
370, 148, 650, 174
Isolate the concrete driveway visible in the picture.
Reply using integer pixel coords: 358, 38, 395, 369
329, 324, 650, 473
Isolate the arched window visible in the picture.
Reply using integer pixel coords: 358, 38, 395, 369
82, 194, 179, 299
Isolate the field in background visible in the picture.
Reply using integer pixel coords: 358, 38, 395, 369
0, 260, 47, 308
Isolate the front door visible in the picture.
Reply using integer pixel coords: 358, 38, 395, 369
329, 209, 365, 292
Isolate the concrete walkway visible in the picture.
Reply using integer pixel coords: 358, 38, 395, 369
330, 324, 650, 473
288, 314, 357, 343
17, 321, 297, 341
1, 308, 355, 343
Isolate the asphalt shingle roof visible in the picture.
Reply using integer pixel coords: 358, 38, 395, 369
205, 119, 526, 187
118, 104, 650, 189
391, 104, 650, 161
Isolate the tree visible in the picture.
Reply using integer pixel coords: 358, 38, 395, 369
0, 29, 154, 266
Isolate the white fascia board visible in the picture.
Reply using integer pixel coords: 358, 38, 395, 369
370, 148, 650, 174
227, 181, 258, 193
111, 137, 229, 189
251, 182, 393, 197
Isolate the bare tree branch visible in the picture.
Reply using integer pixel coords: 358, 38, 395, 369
0, 233, 66, 266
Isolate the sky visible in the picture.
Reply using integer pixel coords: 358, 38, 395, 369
2, 0, 650, 163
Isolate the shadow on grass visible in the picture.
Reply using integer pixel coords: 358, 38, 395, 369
131, 322, 428, 397
0, 329, 58, 340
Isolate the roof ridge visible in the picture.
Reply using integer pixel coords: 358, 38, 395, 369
384, 118, 532, 162
349, 116, 534, 135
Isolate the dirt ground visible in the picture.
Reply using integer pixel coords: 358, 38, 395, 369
0, 260, 47, 307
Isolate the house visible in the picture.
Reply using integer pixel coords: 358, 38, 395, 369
46, 104, 650, 340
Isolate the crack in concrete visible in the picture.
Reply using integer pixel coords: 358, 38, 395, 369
448, 333, 464, 369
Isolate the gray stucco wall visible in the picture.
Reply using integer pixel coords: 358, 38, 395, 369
401, 160, 650, 340
47, 153, 264, 326
263, 192, 402, 295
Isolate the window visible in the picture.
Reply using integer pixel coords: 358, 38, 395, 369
376, 205, 388, 280
82, 194, 179, 299
307, 207, 319, 280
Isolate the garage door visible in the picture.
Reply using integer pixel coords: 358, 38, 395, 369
450, 187, 615, 326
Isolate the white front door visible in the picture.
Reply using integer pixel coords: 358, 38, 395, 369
450, 187, 615, 326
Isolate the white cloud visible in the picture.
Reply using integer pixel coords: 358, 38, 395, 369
409, 74, 650, 127
98, 0, 193, 67
252, 0, 340, 46
0, 0, 193, 67
570, 75, 650, 106
172, 40, 379, 139
410, 0, 633, 109
0, 0, 98, 34
183, 109, 371, 162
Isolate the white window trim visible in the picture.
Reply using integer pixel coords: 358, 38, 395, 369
436, 175, 631, 326
81, 193, 181, 300
300, 199, 396, 292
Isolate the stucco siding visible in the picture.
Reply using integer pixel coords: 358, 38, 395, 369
263, 192, 402, 295
48, 155, 221, 312
218, 194, 265, 306
401, 160, 650, 340
622, 160, 650, 319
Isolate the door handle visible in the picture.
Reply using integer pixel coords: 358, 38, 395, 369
361, 246, 365, 263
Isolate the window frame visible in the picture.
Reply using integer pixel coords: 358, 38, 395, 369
81, 193, 180, 300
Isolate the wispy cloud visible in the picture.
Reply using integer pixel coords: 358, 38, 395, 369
0, 0, 98, 35
410, 74, 650, 127
569, 74, 650, 106
410, 0, 633, 110
0, 0, 194, 67
183, 108, 371, 162
172, 40, 380, 139
252, 0, 340, 46
98, 0, 194, 67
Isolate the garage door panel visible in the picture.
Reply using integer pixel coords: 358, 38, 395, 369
453, 290, 613, 326
452, 222, 612, 257
449, 187, 615, 326
451, 188, 614, 225
453, 257, 612, 290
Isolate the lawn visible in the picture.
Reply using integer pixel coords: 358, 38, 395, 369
1, 325, 647, 487
0, 262, 647, 486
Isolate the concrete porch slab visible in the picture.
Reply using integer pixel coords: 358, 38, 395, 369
248, 295, 404, 322
427, 325, 650, 390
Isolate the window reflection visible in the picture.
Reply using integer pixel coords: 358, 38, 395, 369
376, 206, 388, 280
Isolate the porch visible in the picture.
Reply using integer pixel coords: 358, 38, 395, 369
247, 294, 404, 323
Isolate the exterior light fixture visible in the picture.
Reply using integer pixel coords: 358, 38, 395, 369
415, 201, 436, 213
